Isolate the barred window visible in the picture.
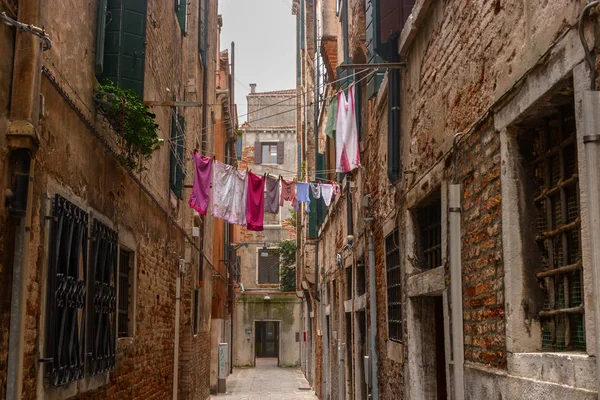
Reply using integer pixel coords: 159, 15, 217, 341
386, 229, 402, 342
529, 108, 584, 351
417, 196, 442, 270
88, 219, 118, 375
118, 249, 132, 338
44, 195, 88, 386
258, 249, 280, 284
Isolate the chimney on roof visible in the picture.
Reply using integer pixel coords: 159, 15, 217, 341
250, 83, 257, 93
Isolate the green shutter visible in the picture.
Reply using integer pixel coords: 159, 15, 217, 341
198, 0, 208, 66
176, 0, 187, 34
100, 0, 147, 98
170, 111, 185, 199
308, 199, 317, 239
365, 0, 384, 98
316, 153, 325, 228
95, 0, 108, 76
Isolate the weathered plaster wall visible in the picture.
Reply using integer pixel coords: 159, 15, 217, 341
234, 293, 301, 368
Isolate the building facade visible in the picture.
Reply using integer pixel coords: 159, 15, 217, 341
295, 0, 600, 399
232, 85, 301, 368
0, 0, 231, 399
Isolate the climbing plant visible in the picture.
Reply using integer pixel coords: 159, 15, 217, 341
278, 239, 297, 292
94, 80, 162, 172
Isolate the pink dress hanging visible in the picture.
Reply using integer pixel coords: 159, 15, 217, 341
246, 172, 266, 231
188, 154, 212, 215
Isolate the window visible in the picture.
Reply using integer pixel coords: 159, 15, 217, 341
88, 219, 118, 376
96, 0, 148, 98
526, 107, 584, 351
356, 258, 366, 296
417, 196, 442, 270
170, 109, 186, 198
386, 228, 402, 342
258, 249, 280, 284
175, 0, 187, 34
118, 249, 133, 338
44, 195, 89, 386
262, 144, 278, 164
346, 266, 353, 300
198, 0, 209, 66
255, 141, 284, 165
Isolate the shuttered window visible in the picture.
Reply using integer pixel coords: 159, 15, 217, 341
198, 0, 209, 66
170, 110, 186, 199
256, 142, 285, 165
97, 0, 147, 98
365, 0, 385, 98
375, 0, 415, 60
176, 0, 187, 34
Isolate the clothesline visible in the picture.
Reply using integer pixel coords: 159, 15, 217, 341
188, 156, 343, 232
167, 68, 378, 142
169, 68, 371, 191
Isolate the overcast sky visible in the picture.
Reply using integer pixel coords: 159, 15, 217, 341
218, 0, 296, 123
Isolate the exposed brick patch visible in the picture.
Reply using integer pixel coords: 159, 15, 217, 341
457, 126, 505, 369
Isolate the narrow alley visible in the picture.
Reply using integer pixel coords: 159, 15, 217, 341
212, 359, 317, 400
2, 0, 600, 400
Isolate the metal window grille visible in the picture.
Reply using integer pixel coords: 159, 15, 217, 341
88, 219, 118, 375
44, 195, 88, 386
117, 250, 130, 338
418, 197, 442, 270
258, 249, 280, 284
531, 109, 585, 351
386, 229, 402, 342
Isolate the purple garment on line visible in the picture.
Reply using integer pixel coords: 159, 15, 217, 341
246, 172, 266, 231
265, 176, 280, 214
188, 154, 212, 215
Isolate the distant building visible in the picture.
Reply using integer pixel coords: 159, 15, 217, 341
232, 85, 301, 368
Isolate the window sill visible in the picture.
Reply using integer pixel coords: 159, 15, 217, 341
507, 352, 596, 392
387, 340, 404, 364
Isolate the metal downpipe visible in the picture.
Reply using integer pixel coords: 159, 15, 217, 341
582, 91, 600, 399
368, 232, 379, 400
449, 184, 465, 399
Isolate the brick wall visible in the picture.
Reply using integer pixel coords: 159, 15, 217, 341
457, 125, 505, 369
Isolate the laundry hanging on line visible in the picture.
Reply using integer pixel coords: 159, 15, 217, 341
187, 155, 342, 227
188, 154, 212, 215
336, 84, 360, 173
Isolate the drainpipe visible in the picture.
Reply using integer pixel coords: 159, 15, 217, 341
6, 0, 44, 397
582, 90, 600, 398
6, 150, 35, 400
449, 183, 465, 400
368, 232, 379, 400
173, 259, 184, 400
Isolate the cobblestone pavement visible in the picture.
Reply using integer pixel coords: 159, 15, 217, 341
211, 358, 317, 399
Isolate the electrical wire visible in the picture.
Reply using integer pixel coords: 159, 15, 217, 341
578, 0, 600, 90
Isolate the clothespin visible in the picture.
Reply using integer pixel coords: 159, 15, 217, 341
279, 175, 282, 181
212, 155, 216, 162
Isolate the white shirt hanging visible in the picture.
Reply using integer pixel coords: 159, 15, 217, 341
335, 84, 360, 173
